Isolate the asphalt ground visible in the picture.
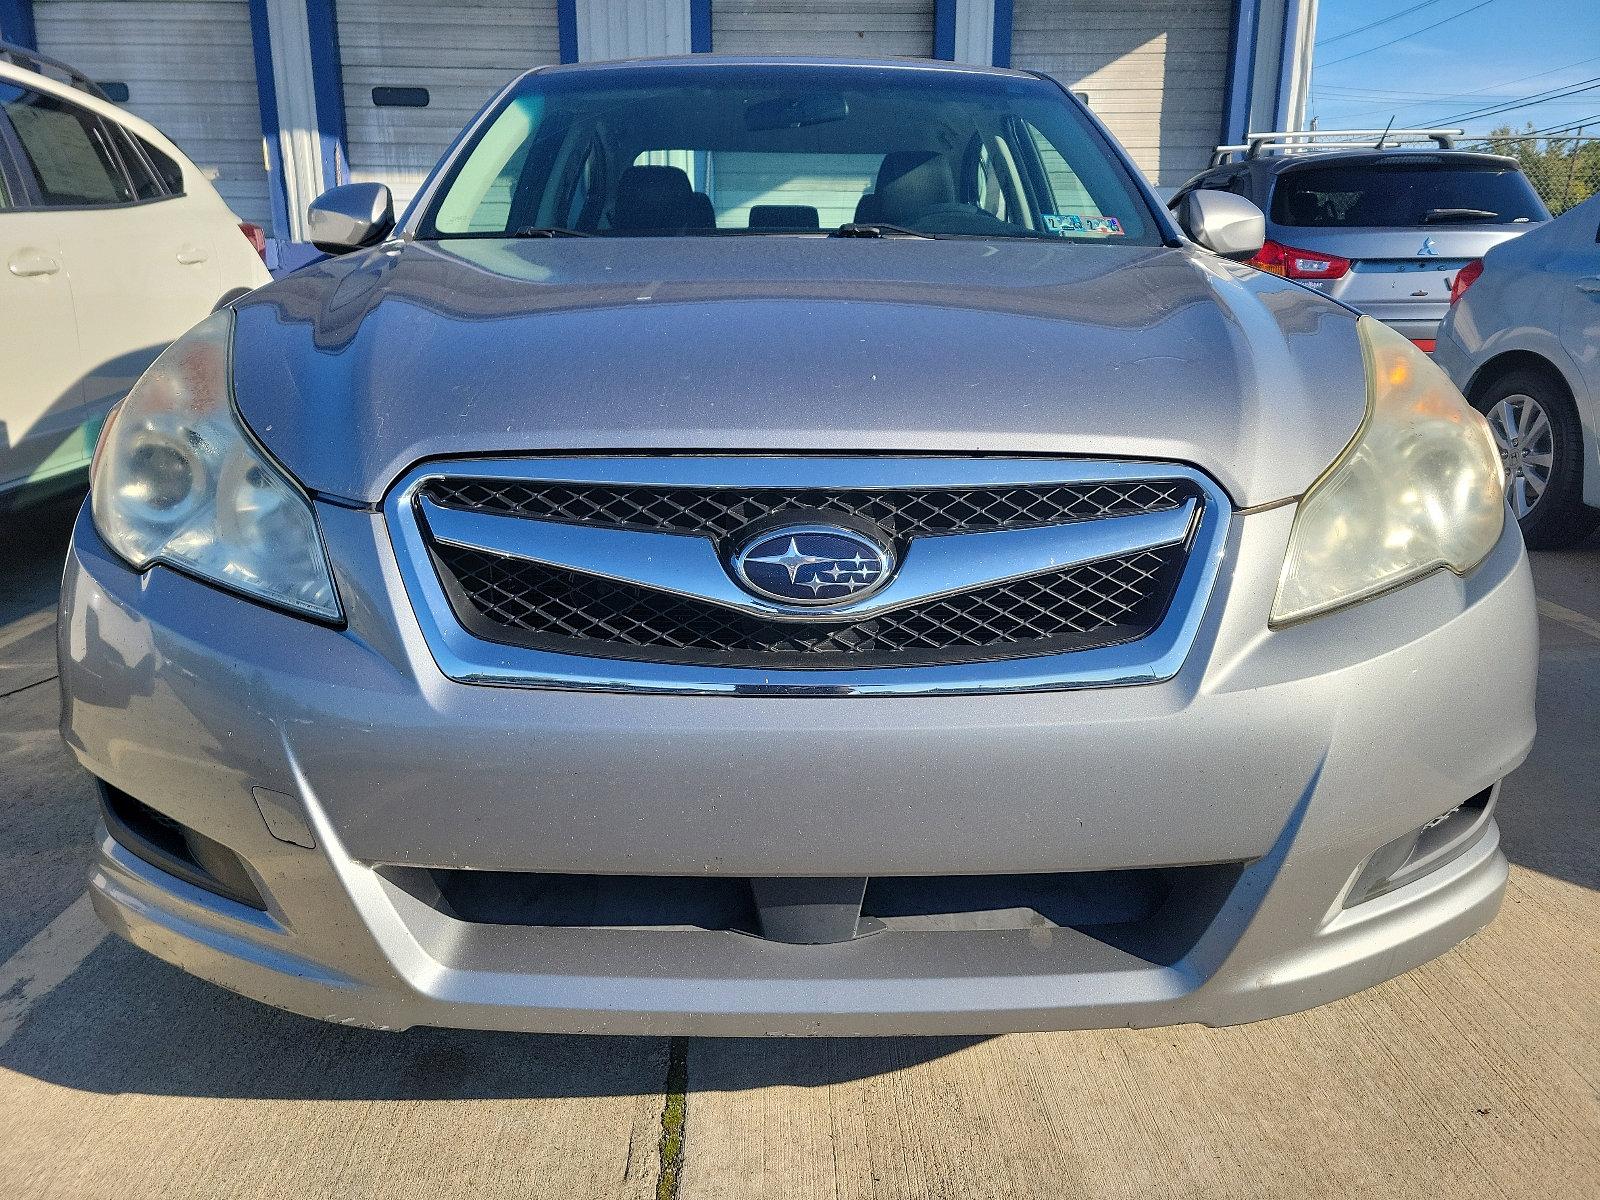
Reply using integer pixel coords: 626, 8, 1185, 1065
1, 489, 1596, 1199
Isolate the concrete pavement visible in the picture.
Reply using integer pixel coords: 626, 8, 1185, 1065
1, 491, 1596, 1199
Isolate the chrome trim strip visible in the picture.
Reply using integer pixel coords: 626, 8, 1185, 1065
383, 457, 1233, 697
419, 494, 1197, 624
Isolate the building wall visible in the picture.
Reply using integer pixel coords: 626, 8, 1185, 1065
712, 0, 935, 57
31, 0, 274, 232
0, 1, 1310, 256
1011, 0, 1234, 189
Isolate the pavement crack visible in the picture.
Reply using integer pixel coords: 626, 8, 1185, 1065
0, 674, 57, 701
654, 1036, 689, 1200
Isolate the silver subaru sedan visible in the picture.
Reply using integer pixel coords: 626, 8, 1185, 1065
59, 57, 1534, 1036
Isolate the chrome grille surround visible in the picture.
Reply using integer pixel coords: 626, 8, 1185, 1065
384, 457, 1233, 697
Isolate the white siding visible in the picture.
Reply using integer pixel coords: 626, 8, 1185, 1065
32, 0, 272, 232
708, 151, 880, 229
713, 0, 936, 58
1010, 0, 1232, 189
576, 0, 690, 61
336, 0, 559, 214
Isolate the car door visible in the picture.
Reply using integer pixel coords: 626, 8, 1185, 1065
1556, 204, 1600, 503
2, 86, 222, 413
0, 81, 89, 495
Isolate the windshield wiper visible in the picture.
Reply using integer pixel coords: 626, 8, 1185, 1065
829, 223, 939, 240
1421, 208, 1500, 224
511, 226, 593, 237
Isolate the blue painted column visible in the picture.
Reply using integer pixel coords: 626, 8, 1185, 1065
690, 0, 711, 52
1223, 0, 1261, 145
934, 0, 956, 60
557, 0, 578, 63
0, 0, 36, 49
991, 0, 1012, 68
306, 0, 348, 187
245, 0, 294, 247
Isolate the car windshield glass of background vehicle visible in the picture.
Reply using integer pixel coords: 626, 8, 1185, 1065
419, 65, 1157, 244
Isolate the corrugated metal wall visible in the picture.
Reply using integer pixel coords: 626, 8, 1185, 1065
336, 0, 559, 213
576, 0, 690, 61
18, 1, 1251, 241
1010, 0, 1232, 188
32, 0, 273, 231
713, 0, 935, 58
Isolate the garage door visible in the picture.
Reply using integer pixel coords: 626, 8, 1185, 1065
32, 0, 272, 232
1010, 0, 1231, 189
337, 1, 559, 215
713, 1, 935, 58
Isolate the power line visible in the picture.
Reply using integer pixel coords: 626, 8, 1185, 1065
1438, 77, 1600, 126
1316, 85, 1485, 99
1317, 1, 1497, 70
1312, 54, 1600, 122
1522, 113, 1600, 138
1316, 0, 1452, 48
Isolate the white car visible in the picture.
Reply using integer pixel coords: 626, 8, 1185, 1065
0, 44, 270, 505
1438, 190, 1600, 548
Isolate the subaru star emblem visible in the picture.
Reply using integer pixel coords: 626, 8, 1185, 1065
731, 525, 895, 607
1418, 237, 1439, 256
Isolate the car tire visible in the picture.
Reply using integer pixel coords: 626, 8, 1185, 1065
1473, 365, 1599, 550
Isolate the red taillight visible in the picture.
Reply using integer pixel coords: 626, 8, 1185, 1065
238, 222, 267, 261
1249, 238, 1352, 281
1450, 258, 1484, 305
1410, 339, 1437, 353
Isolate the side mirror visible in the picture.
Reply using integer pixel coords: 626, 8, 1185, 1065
307, 183, 395, 254
1177, 190, 1265, 261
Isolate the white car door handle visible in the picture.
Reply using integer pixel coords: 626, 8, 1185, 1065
176, 245, 209, 265
7, 250, 60, 277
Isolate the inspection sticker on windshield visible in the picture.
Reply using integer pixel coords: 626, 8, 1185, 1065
1042, 213, 1124, 237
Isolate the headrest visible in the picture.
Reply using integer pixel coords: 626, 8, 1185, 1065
870, 151, 956, 225
613, 165, 697, 230
749, 204, 821, 230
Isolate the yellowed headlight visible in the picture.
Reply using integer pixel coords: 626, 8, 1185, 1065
1271, 317, 1505, 626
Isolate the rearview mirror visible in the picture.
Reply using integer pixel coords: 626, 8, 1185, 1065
1177, 190, 1265, 261
744, 92, 849, 132
307, 183, 395, 254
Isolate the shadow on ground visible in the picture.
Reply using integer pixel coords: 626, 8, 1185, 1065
0, 490, 83, 626
0, 936, 986, 1099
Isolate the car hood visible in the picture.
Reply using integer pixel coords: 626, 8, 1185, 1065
232, 236, 1368, 506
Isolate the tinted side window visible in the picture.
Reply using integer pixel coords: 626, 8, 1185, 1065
0, 83, 132, 206
107, 124, 163, 200
140, 136, 184, 195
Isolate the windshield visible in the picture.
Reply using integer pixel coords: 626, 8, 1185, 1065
417, 64, 1159, 244
1270, 159, 1548, 228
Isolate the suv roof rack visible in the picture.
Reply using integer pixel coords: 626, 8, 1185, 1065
1210, 128, 1463, 167
0, 38, 114, 103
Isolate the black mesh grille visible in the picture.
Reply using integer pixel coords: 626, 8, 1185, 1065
423, 476, 1196, 540
430, 542, 1185, 668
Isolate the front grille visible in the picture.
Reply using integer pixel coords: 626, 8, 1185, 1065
422, 476, 1195, 540
407, 464, 1216, 678
431, 541, 1184, 668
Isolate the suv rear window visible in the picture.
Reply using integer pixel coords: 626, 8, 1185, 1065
1271, 158, 1548, 228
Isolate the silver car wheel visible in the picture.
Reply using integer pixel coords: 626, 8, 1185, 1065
1486, 392, 1553, 518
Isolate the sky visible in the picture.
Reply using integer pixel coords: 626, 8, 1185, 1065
1308, 0, 1600, 138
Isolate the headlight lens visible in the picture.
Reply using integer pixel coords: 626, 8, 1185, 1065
1271, 317, 1505, 626
91, 310, 341, 621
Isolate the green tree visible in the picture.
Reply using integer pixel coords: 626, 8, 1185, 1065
1477, 123, 1598, 213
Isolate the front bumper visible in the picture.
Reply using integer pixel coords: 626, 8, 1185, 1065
60, 498, 1536, 1034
